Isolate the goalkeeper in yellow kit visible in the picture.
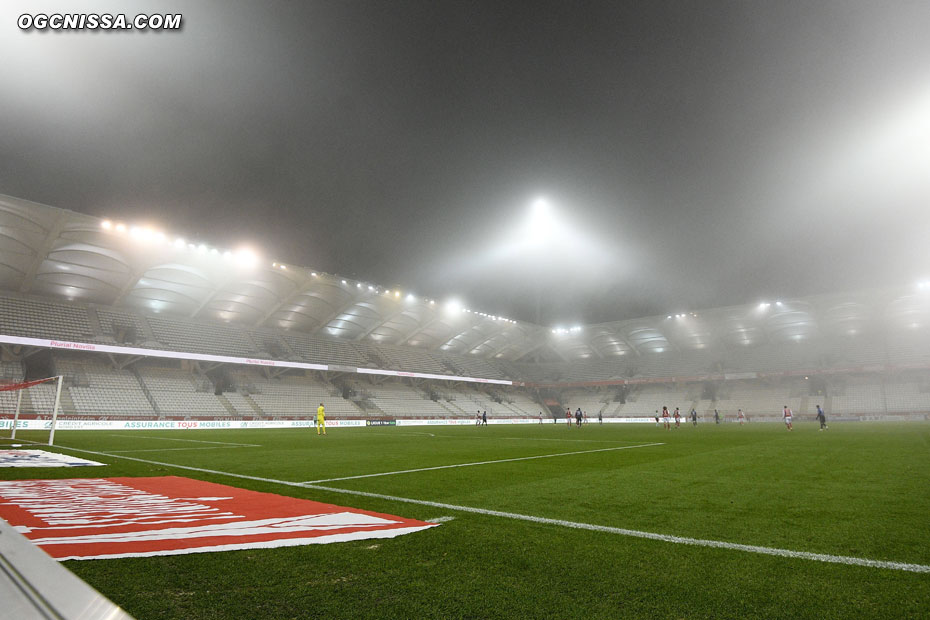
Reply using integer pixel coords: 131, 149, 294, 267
316, 402, 326, 435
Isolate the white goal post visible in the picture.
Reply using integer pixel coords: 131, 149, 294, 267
2, 375, 64, 445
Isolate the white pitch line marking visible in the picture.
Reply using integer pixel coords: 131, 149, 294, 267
18, 440, 930, 574
105, 446, 259, 454
298, 442, 664, 484
432, 435, 624, 444
302, 484, 930, 574
107, 434, 260, 447
426, 516, 456, 523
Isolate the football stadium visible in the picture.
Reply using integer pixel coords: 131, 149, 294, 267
2, 2, 930, 619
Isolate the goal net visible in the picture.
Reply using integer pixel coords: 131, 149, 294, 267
1, 376, 64, 445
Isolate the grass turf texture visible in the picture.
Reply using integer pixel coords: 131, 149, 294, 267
1, 422, 928, 619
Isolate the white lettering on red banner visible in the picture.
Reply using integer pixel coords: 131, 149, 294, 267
0, 450, 106, 468
0, 477, 438, 560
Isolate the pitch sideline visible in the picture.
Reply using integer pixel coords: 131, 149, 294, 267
10, 439, 930, 574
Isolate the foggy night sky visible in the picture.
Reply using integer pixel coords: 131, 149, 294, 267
2, 0, 929, 325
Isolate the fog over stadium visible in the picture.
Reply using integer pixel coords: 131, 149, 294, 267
1, 0, 929, 326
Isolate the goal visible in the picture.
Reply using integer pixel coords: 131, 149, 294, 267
1, 376, 64, 445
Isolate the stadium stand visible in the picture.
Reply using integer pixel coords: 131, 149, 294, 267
364, 381, 453, 418
56, 358, 155, 417
135, 365, 229, 417
147, 315, 258, 357
278, 332, 369, 367
246, 373, 361, 418
95, 306, 153, 345
0, 294, 95, 342
1, 221, 929, 423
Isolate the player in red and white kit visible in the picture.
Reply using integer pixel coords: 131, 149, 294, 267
673, 407, 681, 428
661, 406, 671, 430
782, 405, 793, 431
737, 409, 745, 425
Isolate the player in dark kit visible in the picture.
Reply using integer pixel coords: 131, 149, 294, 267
816, 404, 828, 430
714, 409, 720, 425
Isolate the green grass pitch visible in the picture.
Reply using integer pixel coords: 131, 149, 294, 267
2, 421, 929, 619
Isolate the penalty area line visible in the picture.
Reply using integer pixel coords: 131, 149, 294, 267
22, 439, 930, 574
299, 442, 665, 484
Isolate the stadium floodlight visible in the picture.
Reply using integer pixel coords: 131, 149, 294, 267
174, 238, 185, 248
775, 301, 784, 306
311, 272, 318, 277
357, 282, 362, 288
429, 300, 435, 305
197, 244, 208, 254
369, 285, 375, 291
233, 248, 259, 269
406, 293, 415, 301
101, 220, 112, 230
527, 197, 557, 246
395, 291, 401, 298
115, 223, 126, 233
341, 279, 347, 285
445, 299, 462, 314
280, 264, 287, 270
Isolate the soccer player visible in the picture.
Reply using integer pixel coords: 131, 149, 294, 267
661, 406, 671, 430
737, 409, 745, 425
655, 411, 660, 427
482, 410, 488, 426
783, 405, 793, 431
316, 402, 326, 435
539, 411, 543, 425
598, 411, 603, 425
816, 404, 828, 430
690, 408, 697, 426
575, 407, 583, 427
566, 407, 573, 427
476, 411, 481, 426
714, 409, 720, 425
673, 407, 681, 428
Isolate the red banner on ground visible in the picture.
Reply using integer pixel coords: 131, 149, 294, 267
0, 476, 437, 560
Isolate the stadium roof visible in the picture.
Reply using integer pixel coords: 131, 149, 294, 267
1, 194, 927, 362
